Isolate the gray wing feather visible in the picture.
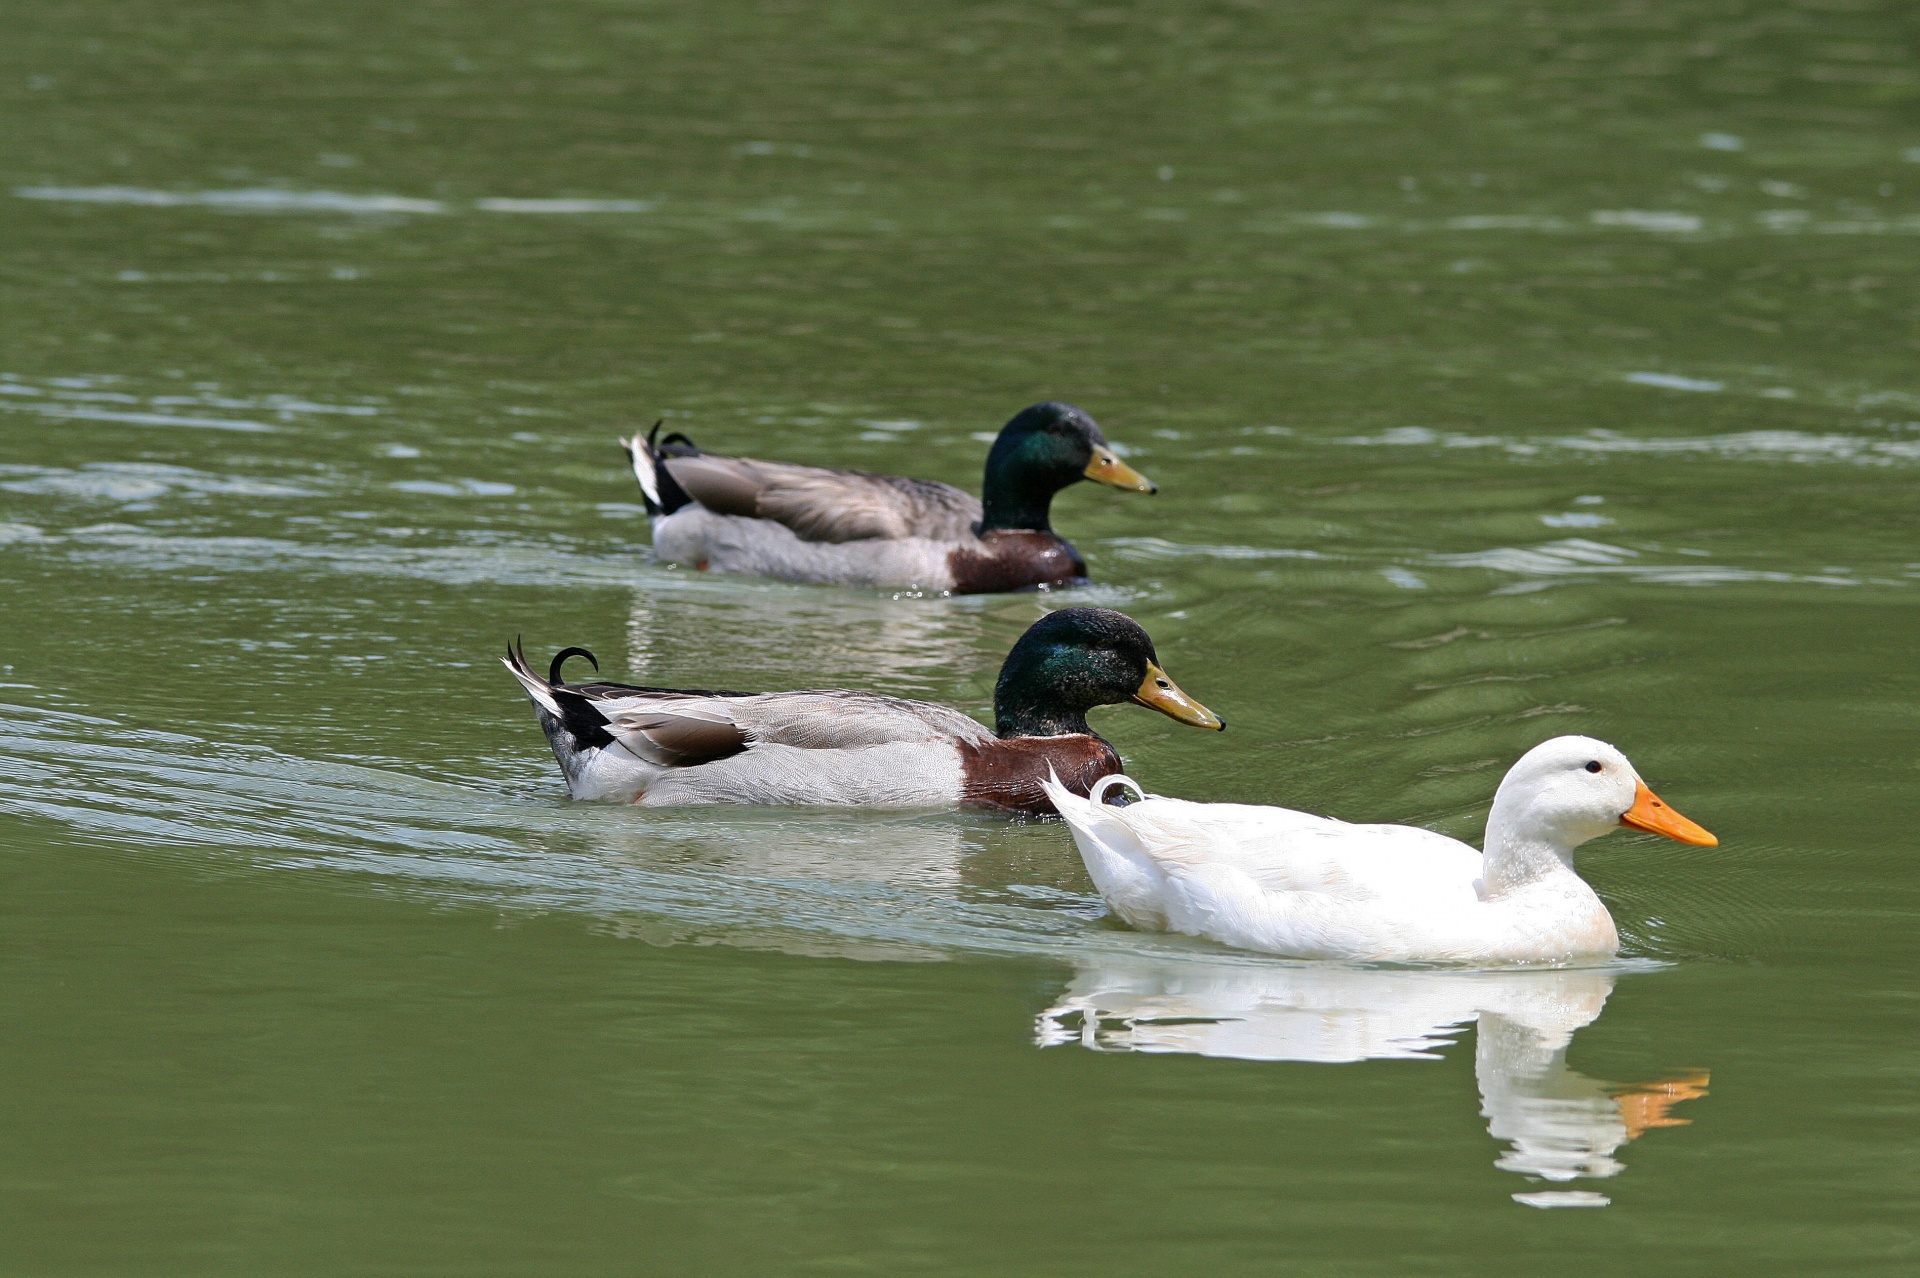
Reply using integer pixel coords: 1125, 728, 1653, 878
731, 690, 994, 748
586, 688, 993, 764
662, 454, 981, 543
598, 697, 750, 767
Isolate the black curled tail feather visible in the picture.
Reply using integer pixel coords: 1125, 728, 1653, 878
548, 646, 598, 687
651, 420, 701, 455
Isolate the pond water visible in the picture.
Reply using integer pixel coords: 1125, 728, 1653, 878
3, 1, 1917, 1272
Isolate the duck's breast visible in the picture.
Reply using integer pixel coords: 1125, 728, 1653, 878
957, 734, 1121, 814
946, 531, 1088, 594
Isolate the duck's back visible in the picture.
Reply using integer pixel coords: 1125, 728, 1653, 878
663, 453, 982, 543
1093, 795, 1485, 905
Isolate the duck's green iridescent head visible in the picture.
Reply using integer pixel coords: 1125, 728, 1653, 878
979, 402, 1156, 533
994, 606, 1223, 739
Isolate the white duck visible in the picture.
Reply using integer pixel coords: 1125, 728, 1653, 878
1042, 735, 1717, 964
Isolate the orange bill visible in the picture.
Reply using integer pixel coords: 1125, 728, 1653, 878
1132, 663, 1224, 730
1619, 779, 1718, 847
1084, 445, 1157, 494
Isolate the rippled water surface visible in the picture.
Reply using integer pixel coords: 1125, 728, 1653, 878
4, 1, 1919, 1272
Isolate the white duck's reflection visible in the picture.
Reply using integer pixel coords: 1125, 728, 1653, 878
1037, 959, 1706, 1201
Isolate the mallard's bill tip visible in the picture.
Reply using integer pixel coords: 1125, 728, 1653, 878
1084, 447, 1157, 493
1132, 664, 1224, 730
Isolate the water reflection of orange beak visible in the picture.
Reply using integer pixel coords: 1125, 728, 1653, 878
1614, 1070, 1712, 1141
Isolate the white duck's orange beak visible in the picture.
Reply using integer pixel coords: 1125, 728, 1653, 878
1620, 779, 1718, 847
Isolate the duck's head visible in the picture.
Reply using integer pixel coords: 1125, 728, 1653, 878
994, 607, 1223, 739
979, 402, 1155, 533
1489, 735, 1718, 854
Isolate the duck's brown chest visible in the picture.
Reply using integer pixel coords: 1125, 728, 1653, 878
946, 531, 1087, 595
956, 734, 1121, 814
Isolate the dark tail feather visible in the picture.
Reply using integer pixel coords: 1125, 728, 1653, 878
651, 420, 700, 455
548, 645, 599, 686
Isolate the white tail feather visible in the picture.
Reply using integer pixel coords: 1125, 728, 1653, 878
1042, 770, 1172, 931
1039, 766, 1087, 820
501, 655, 565, 719
621, 434, 663, 509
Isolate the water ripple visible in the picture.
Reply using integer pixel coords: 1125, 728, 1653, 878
1337, 425, 1920, 465
0, 701, 1299, 968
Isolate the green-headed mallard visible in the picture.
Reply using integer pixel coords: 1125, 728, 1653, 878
620, 402, 1155, 593
503, 607, 1222, 812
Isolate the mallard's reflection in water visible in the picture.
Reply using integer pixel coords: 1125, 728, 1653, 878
626, 585, 987, 695
578, 807, 980, 891
1036, 960, 1707, 1206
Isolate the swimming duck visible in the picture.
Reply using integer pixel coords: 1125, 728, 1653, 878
1042, 735, 1716, 964
620, 401, 1155, 593
504, 607, 1223, 811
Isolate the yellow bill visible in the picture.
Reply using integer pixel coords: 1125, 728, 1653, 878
1132, 662, 1224, 730
1084, 445, 1157, 494
1619, 779, 1718, 847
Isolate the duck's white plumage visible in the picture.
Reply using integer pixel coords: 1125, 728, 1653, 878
1043, 735, 1716, 965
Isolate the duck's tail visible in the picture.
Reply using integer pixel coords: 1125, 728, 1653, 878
500, 639, 617, 790
1041, 771, 1171, 931
619, 420, 700, 517
1044, 771, 1152, 849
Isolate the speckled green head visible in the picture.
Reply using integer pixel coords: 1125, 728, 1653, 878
993, 607, 1223, 739
978, 403, 1156, 533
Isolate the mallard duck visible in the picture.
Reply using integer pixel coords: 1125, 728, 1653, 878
619, 402, 1155, 593
1042, 735, 1717, 964
503, 607, 1223, 811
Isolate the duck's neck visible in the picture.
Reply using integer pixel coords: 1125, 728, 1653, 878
979, 465, 1068, 534
1481, 795, 1584, 897
994, 702, 1093, 739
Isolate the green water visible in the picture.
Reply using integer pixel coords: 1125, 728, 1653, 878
3, 0, 1918, 1271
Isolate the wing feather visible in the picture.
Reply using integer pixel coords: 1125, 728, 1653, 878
598, 700, 750, 767
729, 690, 993, 748
1113, 799, 1483, 904
662, 454, 981, 543
565, 685, 993, 767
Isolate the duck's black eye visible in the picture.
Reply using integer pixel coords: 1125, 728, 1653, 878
1585, 760, 1603, 773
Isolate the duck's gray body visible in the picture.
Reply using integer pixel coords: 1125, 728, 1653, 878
622, 432, 1089, 593
502, 645, 1122, 812
650, 505, 962, 591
